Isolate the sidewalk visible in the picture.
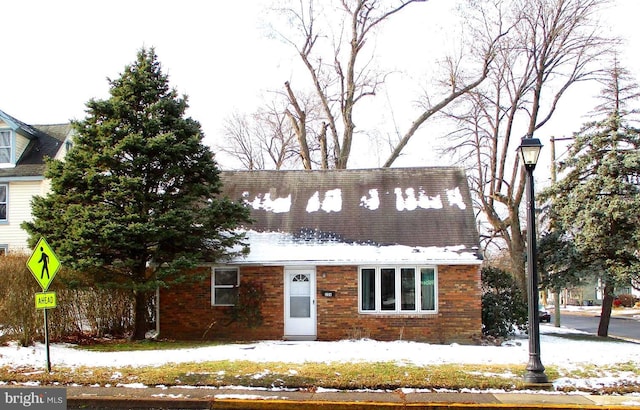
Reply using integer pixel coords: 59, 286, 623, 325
66, 385, 640, 409
558, 306, 640, 319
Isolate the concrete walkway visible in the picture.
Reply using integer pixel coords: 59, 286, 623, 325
66, 385, 640, 409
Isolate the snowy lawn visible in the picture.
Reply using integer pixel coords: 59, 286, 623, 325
0, 323, 639, 394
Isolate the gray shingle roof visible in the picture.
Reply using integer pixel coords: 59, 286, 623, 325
221, 168, 480, 253
0, 115, 70, 179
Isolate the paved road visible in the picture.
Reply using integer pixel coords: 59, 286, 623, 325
547, 311, 640, 341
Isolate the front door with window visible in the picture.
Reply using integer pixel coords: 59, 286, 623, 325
284, 268, 316, 340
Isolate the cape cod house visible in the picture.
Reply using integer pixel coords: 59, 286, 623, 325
158, 168, 483, 344
0, 110, 72, 254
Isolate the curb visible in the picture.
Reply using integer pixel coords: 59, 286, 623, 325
65, 388, 640, 410
67, 397, 640, 410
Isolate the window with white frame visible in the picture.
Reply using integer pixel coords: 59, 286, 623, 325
0, 184, 6, 222
0, 130, 11, 164
211, 267, 239, 306
0, 245, 7, 256
359, 266, 437, 313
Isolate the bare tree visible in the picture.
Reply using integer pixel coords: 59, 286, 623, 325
382, 38, 501, 167
218, 112, 265, 170
218, 99, 303, 170
271, 0, 505, 169
442, 0, 614, 293
284, 82, 327, 169
274, 0, 430, 169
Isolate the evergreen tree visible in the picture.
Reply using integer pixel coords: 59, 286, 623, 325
537, 207, 588, 301
23, 48, 251, 340
481, 266, 528, 338
543, 60, 640, 336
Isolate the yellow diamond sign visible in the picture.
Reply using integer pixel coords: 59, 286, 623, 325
27, 237, 61, 291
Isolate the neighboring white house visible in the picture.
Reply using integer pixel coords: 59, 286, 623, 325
0, 109, 71, 254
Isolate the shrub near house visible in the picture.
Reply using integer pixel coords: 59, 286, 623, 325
159, 168, 483, 344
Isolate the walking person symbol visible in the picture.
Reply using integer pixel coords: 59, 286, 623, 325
38, 247, 50, 279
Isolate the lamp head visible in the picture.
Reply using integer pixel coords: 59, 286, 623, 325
518, 136, 543, 168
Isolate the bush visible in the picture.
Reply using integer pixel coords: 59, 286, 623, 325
616, 294, 635, 308
0, 255, 141, 344
230, 279, 266, 328
47, 286, 135, 340
0, 254, 42, 346
481, 266, 528, 338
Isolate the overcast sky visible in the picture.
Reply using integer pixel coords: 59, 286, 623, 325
2, 0, 638, 169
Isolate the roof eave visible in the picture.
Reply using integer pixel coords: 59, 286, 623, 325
229, 257, 483, 266
0, 175, 45, 183
0, 110, 39, 140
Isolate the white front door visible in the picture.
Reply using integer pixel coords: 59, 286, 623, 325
284, 268, 316, 340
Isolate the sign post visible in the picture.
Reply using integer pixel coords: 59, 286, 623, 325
26, 237, 61, 373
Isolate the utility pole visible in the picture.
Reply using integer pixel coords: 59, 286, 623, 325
550, 137, 561, 328
550, 136, 573, 327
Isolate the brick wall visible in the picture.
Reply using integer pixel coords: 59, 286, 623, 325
159, 264, 481, 344
315, 265, 481, 343
159, 266, 284, 341
158, 267, 214, 340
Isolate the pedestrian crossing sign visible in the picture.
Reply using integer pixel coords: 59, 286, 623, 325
26, 237, 61, 291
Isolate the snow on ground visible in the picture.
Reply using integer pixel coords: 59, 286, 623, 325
0, 324, 637, 370
0, 309, 639, 393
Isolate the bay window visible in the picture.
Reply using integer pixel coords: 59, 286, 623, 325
359, 266, 437, 313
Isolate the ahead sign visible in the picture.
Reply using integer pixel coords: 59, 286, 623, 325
27, 237, 61, 291
35, 292, 57, 310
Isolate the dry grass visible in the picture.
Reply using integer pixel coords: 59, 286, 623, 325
0, 360, 556, 391
1, 340, 638, 394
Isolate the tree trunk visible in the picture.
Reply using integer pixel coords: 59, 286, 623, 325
319, 123, 328, 170
511, 240, 527, 300
553, 290, 561, 328
284, 82, 312, 170
597, 282, 614, 337
508, 214, 528, 301
131, 290, 149, 341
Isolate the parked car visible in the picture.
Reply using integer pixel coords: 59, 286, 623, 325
539, 309, 551, 323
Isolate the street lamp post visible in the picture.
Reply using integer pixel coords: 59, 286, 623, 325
517, 136, 548, 385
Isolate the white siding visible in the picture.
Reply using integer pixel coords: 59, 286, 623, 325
15, 133, 30, 160
0, 180, 44, 253
53, 130, 76, 161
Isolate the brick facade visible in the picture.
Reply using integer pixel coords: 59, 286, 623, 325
159, 266, 285, 341
315, 265, 482, 343
159, 264, 481, 344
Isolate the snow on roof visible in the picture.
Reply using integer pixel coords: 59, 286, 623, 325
306, 189, 342, 213
359, 189, 380, 210
245, 192, 292, 213
394, 187, 443, 211
446, 187, 466, 210
221, 168, 481, 253
231, 230, 482, 266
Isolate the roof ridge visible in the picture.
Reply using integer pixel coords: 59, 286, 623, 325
222, 166, 465, 173
33, 122, 71, 127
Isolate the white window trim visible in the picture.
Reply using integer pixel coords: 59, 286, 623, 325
0, 244, 7, 255
211, 266, 239, 306
358, 265, 438, 314
0, 183, 7, 223
0, 129, 13, 165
